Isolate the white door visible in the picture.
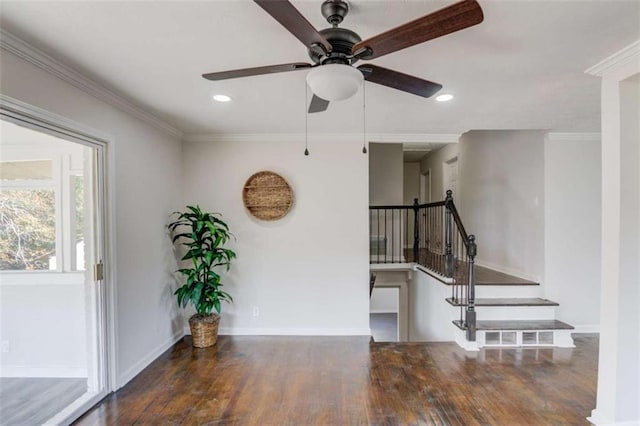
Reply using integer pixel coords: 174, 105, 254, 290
0, 117, 109, 425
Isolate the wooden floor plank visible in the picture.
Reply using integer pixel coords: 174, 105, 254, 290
75, 335, 597, 425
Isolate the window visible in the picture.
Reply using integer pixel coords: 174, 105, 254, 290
0, 160, 56, 271
0, 149, 89, 272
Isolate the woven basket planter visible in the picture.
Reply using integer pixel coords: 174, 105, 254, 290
189, 313, 221, 348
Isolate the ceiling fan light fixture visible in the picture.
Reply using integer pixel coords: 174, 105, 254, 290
306, 64, 363, 101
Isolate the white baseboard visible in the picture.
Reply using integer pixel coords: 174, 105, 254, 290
573, 325, 600, 333
369, 309, 399, 314
117, 328, 184, 389
0, 365, 87, 378
184, 326, 371, 336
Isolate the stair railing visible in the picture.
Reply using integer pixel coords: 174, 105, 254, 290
369, 190, 478, 341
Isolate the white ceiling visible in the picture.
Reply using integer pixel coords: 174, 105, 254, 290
1, 1, 638, 136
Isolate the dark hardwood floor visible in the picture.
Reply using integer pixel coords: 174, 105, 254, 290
76, 335, 598, 425
0, 377, 87, 425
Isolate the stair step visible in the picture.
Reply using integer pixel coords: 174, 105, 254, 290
446, 297, 559, 307
453, 319, 574, 331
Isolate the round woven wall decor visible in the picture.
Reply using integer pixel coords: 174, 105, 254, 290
242, 171, 293, 221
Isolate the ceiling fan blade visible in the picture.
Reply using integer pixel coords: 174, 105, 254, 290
202, 63, 312, 81
358, 65, 443, 98
352, 0, 483, 60
308, 94, 330, 113
254, 0, 332, 52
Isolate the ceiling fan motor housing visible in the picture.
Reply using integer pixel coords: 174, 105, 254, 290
308, 27, 362, 65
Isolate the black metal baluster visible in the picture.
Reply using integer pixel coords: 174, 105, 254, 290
407, 209, 410, 262
439, 205, 443, 275
466, 235, 477, 341
384, 209, 388, 263
369, 210, 372, 264
422, 205, 426, 266
391, 209, 395, 263
415, 205, 419, 265
377, 209, 380, 264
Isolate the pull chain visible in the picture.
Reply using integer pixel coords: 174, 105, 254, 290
362, 83, 367, 154
304, 83, 309, 156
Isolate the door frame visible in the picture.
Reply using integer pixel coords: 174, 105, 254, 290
0, 94, 117, 423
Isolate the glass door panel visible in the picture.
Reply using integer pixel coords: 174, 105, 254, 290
0, 119, 106, 425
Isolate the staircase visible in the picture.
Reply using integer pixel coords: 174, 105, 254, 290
446, 265, 574, 349
369, 193, 575, 350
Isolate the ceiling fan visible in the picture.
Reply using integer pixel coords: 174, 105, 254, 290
202, 0, 484, 113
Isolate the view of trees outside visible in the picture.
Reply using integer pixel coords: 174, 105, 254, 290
0, 188, 56, 270
0, 175, 85, 271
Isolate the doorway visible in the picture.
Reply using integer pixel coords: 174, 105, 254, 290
0, 112, 110, 425
420, 168, 432, 203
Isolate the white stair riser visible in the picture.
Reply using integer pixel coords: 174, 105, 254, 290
475, 285, 542, 299
476, 329, 575, 349
476, 306, 556, 321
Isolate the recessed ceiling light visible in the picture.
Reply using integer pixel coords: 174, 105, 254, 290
213, 94, 232, 102
435, 94, 454, 102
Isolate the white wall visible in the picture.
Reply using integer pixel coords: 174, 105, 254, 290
369, 143, 403, 205
182, 137, 370, 335
403, 162, 420, 205
369, 287, 398, 313
0, 49, 184, 387
420, 143, 459, 202
544, 134, 601, 332
459, 130, 546, 282
0, 277, 87, 377
409, 271, 457, 342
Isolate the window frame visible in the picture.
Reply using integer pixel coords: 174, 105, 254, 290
0, 146, 87, 273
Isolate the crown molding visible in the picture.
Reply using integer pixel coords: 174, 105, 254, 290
0, 29, 183, 138
585, 40, 640, 77
546, 132, 601, 142
183, 132, 461, 144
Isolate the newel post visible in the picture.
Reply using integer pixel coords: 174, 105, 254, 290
466, 234, 477, 342
412, 198, 419, 263
444, 190, 454, 278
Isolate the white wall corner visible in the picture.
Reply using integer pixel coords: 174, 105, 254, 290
0, 29, 183, 138
117, 329, 185, 389
585, 40, 640, 77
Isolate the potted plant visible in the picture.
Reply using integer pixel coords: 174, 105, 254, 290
168, 205, 236, 348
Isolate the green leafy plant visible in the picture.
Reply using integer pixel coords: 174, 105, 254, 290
168, 205, 236, 315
